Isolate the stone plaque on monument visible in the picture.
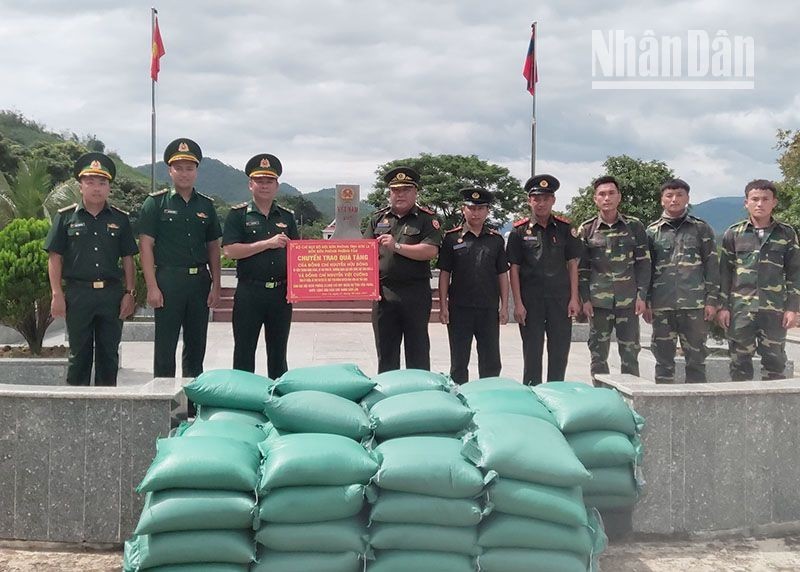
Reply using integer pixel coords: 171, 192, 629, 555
332, 184, 362, 239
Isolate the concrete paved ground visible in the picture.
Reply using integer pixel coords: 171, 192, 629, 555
35, 314, 800, 383
115, 320, 609, 383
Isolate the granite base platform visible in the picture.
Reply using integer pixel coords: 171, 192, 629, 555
121, 321, 155, 342
638, 349, 794, 383
596, 374, 800, 537
0, 358, 69, 385
0, 378, 187, 543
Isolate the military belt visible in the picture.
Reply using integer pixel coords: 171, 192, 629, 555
157, 265, 208, 275
66, 278, 120, 289
240, 278, 287, 289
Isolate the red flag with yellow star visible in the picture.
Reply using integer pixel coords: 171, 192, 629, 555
150, 15, 165, 81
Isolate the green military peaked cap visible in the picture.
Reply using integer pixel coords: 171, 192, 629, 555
525, 174, 560, 195
164, 138, 202, 165
73, 152, 116, 182
384, 166, 420, 189
460, 187, 494, 205
245, 154, 282, 179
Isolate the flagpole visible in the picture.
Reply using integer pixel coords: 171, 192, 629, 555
150, 7, 157, 194
530, 21, 537, 177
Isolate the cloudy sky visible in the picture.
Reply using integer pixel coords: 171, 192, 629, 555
1, 0, 796, 206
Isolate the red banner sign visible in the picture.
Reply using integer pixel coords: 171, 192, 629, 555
287, 240, 380, 302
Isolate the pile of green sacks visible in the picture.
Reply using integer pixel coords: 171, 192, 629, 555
367, 370, 482, 572
123, 365, 644, 572
460, 378, 605, 572
534, 382, 645, 511
123, 369, 270, 571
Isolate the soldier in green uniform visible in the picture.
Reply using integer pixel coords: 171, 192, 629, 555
578, 175, 651, 379
138, 138, 222, 378
507, 175, 582, 385
644, 179, 719, 383
45, 153, 138, 386
364, 166, 442, 373
222, 154, 298, 379
437, 187, 509, 383
718, 179, 800, 381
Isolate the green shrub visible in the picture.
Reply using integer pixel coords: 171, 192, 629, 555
0, 218, 52, 353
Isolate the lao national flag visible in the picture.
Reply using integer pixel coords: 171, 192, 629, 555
523, 25, 538, 95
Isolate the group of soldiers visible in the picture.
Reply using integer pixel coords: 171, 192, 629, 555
365, 168, 800, 386
45, 142, 800, 388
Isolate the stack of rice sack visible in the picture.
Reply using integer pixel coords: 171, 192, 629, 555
123, 434, 260, 571
253, 364, 378, 572
463, 408, 604, 572
365, 370, 480, 572
458, 377, 555, 423
186, 369, 273, 426
361, 369, 455, 409
123, 370, 272, 572
534, 382, 644, 512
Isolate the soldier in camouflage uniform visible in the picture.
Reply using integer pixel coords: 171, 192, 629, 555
578, 175, 651, 379
718, 179, 800, 381
644, 179, 719, 383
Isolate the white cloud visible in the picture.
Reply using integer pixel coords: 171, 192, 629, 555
0, 0, 795, 207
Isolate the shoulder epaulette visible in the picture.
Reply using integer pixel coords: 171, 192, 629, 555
374, 205, 391, 215
195, 191, 214, 201
686, 214, 710, 225
232, 202, 248, 209
416, 204, 435, 215
487, 227, 501, 235
623, 214, 642, 223
445, 225, 463, 234
579, 216, 597, 228
109, 204, 129, 216
727, 219, 749, 232
149, 189, 169, 197
58, 203, 77, 213
553, 214, 571, 224
513, 217, 530, 228
276, 203, 294, 214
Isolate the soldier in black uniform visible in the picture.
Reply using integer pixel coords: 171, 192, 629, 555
45, 153, 138, 386
364, 166, 442, 373
437, 187, 509, 383
507, 174, 582, 384
138, 138, 222, 378
222, 153, 299, 379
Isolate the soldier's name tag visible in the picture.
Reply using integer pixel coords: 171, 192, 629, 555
375, 223, 391, 235
453, 242, 469, 250
523, 236, 540, 244
163, 209, 178, 215
245, 220, 260, 227
69, 222, 86, 229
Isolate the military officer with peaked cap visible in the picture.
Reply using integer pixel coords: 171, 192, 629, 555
138, 138, 222, 380
45, 152, 138, 386
223, 153, 298, 379
437, 187, 509, 383
364, 166, 443, 373
507, 174, 582, 384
